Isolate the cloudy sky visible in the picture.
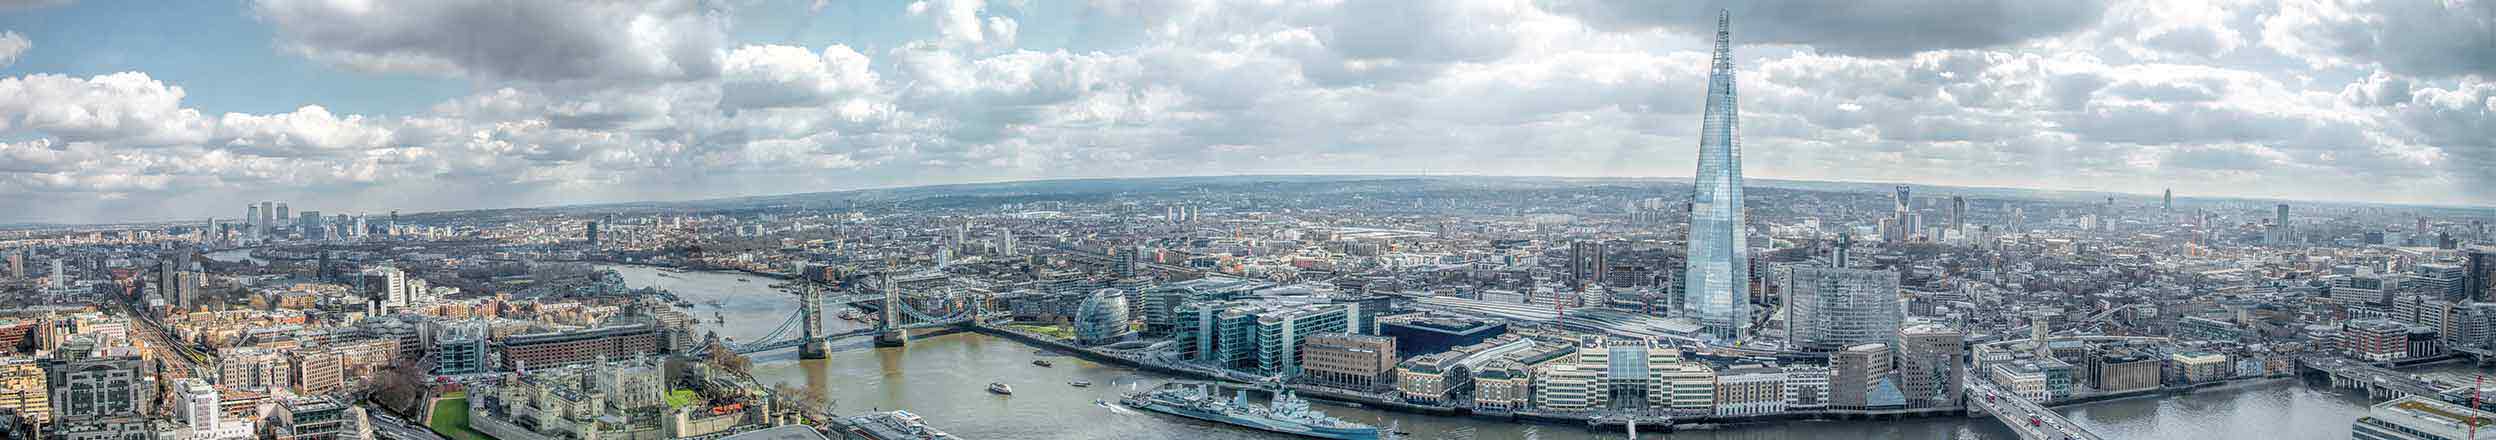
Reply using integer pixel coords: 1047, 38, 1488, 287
0, 0, 2488, 223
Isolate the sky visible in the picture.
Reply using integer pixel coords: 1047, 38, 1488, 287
0, 0, 2488, 224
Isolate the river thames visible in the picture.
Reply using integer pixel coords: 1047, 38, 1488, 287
608, 264, 2422, 439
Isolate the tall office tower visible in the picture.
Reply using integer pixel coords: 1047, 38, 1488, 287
245, 204, 259, 237
1896, 323, 1965, 409
4, 249, 19, 279
2418, 216, 2430, 236
48, 259, 64, 289
2276, 203, 2289, 226
1891, 185, 1911, 243
259, 201, 274, 237
1784, 266, 1902, 353
2162, 189, 2173, 212
1000, 228, 1017, 256
586, 221, 601, 247
2467, 248, 2494, 303
1681, 11, 1750, 340
1569, 240, 1607, 287
1831, 232, 1854, 269
2009, 207, 2026, 233
275, 203, 288, 223
297, 211, 322, 236
1948, 196, 1966, 234
954, 222, 970, 252
1112, 244, 1142, 279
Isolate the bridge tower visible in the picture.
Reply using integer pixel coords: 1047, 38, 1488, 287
873, 270, 908, 347
797, 283, 830, 359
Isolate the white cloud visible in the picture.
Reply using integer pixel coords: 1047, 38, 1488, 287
0, 31, 28, 68
250, 0, 730, 83
721, 44, 881, 110
0, 0, 2490, 223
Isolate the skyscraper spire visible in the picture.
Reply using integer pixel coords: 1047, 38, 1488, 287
1683, 9, 1750, 341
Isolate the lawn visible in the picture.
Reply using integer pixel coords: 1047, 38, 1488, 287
666, 389, 698, 409
428, 396, 494, 440
1009, 324, 1075, 339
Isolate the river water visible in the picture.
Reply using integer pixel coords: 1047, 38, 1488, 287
607, 265, 2418, 440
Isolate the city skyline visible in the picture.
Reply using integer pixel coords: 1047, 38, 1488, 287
0, 0, 2488, 224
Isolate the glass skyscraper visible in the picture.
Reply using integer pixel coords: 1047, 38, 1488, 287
1682, 10, 1749, 340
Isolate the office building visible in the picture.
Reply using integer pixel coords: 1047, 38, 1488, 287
1681, 11, 1751, 340
45, 355, 151, 420
1569, 240, 1606, 287
0, 358, 46, 424
1379, 316, 1506, 358
1830, 343, 1899, 410
1714, 365, 1787, 416
1786, 266, 1904, 353
217, 347, 291, 392
1896, 323, 1965, 409
1073, 288, 1135, 346
495, 324, 661, 370
2342, 319, 2411, 362
2467, 248, 2494, 303
269, 397, 348, 440
2353, 395, 2496, 440
1300, 334, 1397, 393
291, 350, 343, 396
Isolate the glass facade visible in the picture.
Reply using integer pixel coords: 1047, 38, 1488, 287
1074, 288, 1134, 346
1683, 10, 1750, 340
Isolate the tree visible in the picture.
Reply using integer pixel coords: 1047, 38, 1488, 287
705, 343, 753, 375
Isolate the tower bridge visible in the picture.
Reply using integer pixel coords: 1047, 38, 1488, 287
725, 272, 994, 357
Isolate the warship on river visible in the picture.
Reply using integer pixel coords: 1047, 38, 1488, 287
1120, 382, 1385, 440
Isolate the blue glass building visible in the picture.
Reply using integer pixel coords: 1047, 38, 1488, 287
1682, 10, 1751, 340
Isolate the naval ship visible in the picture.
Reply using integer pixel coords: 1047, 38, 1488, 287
1120, 383, 1383, 440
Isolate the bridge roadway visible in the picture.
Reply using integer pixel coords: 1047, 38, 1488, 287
1967, 379, 2102, 440
2300, 355, 2454, 401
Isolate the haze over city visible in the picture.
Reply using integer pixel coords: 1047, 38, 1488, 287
0, 0, 2487, 224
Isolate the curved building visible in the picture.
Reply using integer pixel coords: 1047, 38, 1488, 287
1075, 288, 1135, 345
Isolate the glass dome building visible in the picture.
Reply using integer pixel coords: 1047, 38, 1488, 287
1074, 288, 1135, 345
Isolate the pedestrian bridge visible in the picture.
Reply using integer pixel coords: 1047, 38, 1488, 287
1966, 380, 2103, 440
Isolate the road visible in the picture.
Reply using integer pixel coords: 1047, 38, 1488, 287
363, 406, 450, 440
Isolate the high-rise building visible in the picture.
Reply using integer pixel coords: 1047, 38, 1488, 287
275, 202, 288, 223
1569, 240, 1606, 287
260, 201, 275, 237
1896, 323, 1965, 409
586, 220, 602, 247
48, 258, 65, 289
1829, 343, 1895, 410
1888, 185, 1913, 243
1785, 267, 1903, 353
5, 249, 20, 280
2162, 189, 2172, 212
2467, 248, 2496, 303
359, 267, 407, 312
1948, 196, 1966, 235
245, 204, 259, 238
2276, 203, 2290, 226
1000, 228, 1017, 256
1682, 11, 1751, 340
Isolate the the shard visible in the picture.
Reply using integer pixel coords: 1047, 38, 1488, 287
1682, 10, 1749, 341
